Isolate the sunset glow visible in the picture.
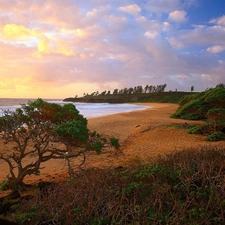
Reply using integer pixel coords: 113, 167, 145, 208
0, 0, 225, 98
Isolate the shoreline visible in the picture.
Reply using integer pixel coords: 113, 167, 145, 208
1, 103, 225, 189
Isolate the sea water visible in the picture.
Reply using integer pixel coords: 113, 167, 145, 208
0, 98, 150, 118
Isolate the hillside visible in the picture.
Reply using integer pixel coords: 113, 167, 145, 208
171, 87, 225, 141
171, 87, 225, 120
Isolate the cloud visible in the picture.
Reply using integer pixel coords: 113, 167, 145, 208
143, 0, 181, 13
207, 45, 225, 54
0, 23, 74, 57
168, 10, 188, 23
118, 4, 141, 16
168, 20, 225, 49
0, 0, 224, 98
210, 15, 225, 26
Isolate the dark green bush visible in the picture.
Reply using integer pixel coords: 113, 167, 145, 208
206, 131, 225, 141
172, 87, 225, 120
110, 137, 120, 149
187, 125, 201, 134
91, 141, 104, 154
201, 87, 225, 108
171, 99, 208, 120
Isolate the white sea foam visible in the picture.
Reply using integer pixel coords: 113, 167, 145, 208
0, 99, 150, 118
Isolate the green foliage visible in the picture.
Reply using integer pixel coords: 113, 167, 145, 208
91, 130, 97, 137
178, 92, 204, 107
206, 131, 225, 141
17, 208, 36, 223
187, 125, 202, 134
0, 99, 119, 190
201, 87, 225, 108
53, 120, 89, 145
216, 83, 225, 88
172, 87, 225, 120
26, 98, 87, 125
110, 137, 120, 149
172, 87, 225, 137
171, 99, 208, 120
64, 91, 193, 104
91, 141, 103, 154
0, 180, 9, 191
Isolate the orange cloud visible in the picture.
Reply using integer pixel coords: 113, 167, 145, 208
1, 24, 74, 58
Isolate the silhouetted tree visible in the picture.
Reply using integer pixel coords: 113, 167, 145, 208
113, 89, 118, 95
100, 91, 106, 96
128, 87, 133, 95
216, 83, 225, 88
144, 85, 149, 93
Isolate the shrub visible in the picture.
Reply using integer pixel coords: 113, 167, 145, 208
206, 131, 225, 141
171, 99, 208, 120
17, 208, 36, 224
206, 108, 225, 132
110, 137, 120, 149
91, 141, 103, 154
201, 87, 225, 108
10, 146, 225, 225
187, 125, 201, 134
172, 87, 225, 120
0, 180, 9, 191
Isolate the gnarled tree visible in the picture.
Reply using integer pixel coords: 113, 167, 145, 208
0, 99, 118, 190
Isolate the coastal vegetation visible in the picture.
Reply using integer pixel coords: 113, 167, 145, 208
64, 83, 193, 104
1, 86, 225, 224
3, 146, 225, 224
0, 99, 119, 190
171, 86, 225, 141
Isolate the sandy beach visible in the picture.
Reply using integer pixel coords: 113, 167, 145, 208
1, 103, 225, 189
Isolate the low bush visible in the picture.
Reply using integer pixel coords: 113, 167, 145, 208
110, 137, 120, 149
0, 180, 9, 191
206, 131, 225, 141
6, 146, 225, 225
187, 125, 201, 134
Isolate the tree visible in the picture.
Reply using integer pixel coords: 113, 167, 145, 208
100, 90, 106, 96
216, 83, 225, 88
0, 99, 118, 190
128, 87, 133, 95
144, 85, 149, 93
162, 83, 167, 92
191, 86, 194, 92
113, 89, 118, 95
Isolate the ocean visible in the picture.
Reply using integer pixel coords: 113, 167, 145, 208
0, 98, 150, 118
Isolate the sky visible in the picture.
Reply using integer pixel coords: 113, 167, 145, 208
0, 0, 225, 99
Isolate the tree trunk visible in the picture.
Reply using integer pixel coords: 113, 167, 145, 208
8, 177, 25, 191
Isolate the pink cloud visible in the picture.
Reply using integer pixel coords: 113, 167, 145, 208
168, 10, 188, 23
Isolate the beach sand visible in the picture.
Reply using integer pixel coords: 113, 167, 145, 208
1, 103, 225, 193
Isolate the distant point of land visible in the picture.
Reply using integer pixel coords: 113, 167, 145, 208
63, 91, 194, 104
